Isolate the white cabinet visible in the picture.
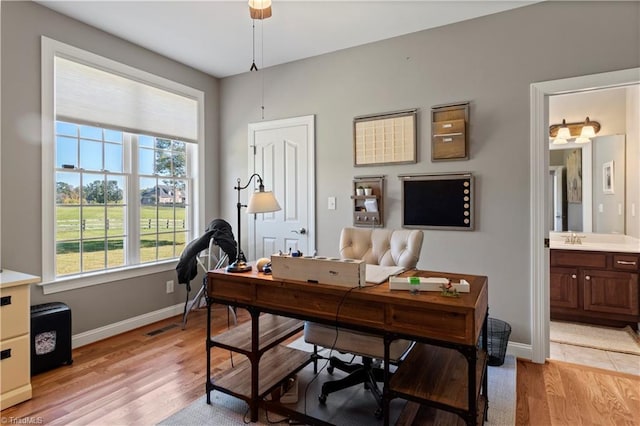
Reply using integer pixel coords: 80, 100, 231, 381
0, 270, 39, 409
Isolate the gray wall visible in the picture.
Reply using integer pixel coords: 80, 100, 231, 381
1, 1, 220, 334
220, 1, 640, 344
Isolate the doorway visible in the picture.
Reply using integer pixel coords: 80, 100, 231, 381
247, 115, 316, 260
529, 68, 640, 365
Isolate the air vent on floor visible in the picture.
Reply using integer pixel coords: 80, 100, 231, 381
146, 323, 178, 336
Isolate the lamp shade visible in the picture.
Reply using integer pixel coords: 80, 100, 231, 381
556, 126, 571, 140
580, 117, 597, 138
247, 190, 281, 214
575, 136, 591, 144
552, 137, 568, 145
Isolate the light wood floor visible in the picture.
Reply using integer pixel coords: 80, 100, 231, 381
2, 307, 639, 425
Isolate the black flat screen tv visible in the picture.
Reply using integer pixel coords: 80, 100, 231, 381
400, 173, 474, 231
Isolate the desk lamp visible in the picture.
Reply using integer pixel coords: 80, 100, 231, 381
226, 173, 281, 273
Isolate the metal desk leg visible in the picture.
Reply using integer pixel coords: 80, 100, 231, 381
466, 345, 477, 425
206, 297, 212, 405
383, 335, 391, 426
483, 311, 489, 422
249, 308, 260, 422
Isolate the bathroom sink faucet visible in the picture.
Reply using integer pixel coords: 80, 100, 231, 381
564, 232, 584, 244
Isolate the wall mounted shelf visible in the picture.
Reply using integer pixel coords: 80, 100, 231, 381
431, 102, 469, 161
352, 175, 385, 227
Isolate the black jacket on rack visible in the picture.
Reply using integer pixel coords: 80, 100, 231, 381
175, 219, 237, 291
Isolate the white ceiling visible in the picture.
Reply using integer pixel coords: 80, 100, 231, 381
36, 1, 538, 78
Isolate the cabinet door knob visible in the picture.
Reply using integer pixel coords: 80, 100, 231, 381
571, 274, 577, 279
585, 275, 591, 280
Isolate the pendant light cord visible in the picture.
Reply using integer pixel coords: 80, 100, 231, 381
261, 18, 265, 120
250, 20, 258, 72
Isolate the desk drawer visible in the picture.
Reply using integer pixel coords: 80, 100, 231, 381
1, 334, 30, 393
256, 285, 385, 327
1, 285, 29, 340
208, 278, 253, 303
390, 305, 470, 345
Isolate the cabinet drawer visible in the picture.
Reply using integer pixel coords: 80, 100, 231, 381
551, 251, 607, 268
1, 334, 30, 393
432, 119, 465, 135
613, 254, 639, 271
1, 285, 30, 340
431, 134, 466, 159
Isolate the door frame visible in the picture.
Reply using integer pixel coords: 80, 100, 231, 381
529, 68, 639, 364
247, 115, 316, 259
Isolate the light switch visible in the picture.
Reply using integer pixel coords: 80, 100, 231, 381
328, 196, 336, 210
598, 203, 604, 213
632, 203, 636, 217
618, 203, 623, 215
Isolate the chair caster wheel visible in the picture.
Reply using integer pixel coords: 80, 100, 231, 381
327, 366, 334, 374
319, 394, 327, 404
374, 408, 383, 419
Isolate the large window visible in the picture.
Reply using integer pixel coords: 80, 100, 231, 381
42, 37, 204, 292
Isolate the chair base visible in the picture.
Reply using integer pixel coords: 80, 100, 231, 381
319, 356, 384, 419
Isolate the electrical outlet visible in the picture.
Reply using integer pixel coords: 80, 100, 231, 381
166, 280, 174, 293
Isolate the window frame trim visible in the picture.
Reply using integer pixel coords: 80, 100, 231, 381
41, 36, 205, 290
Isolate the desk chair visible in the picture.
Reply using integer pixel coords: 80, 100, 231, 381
303, 227, 423, 416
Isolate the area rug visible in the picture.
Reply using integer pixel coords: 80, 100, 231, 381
550, 321, 640, 355
159, 340, 516, 425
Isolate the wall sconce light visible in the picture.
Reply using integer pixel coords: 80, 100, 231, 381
549, 117, 601, 144
227, 173, 281, 273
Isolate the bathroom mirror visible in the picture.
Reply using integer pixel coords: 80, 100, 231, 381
549, 134, 626, 234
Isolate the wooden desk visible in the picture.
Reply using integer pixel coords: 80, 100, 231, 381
206, 268, 488, 425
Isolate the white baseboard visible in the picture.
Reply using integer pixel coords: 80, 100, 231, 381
72, 303, 184, 349
507, 341, 533, 361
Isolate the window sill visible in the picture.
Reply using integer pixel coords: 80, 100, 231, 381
38, 260, 178, 295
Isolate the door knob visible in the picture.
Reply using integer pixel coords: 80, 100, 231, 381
291, 228, 307, 235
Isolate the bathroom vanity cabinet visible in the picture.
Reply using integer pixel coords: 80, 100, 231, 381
550, 249, 639, 329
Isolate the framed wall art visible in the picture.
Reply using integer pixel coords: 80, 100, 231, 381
602, 160, 614, 194
566, 148, 582, 203
353, 109, 417, 166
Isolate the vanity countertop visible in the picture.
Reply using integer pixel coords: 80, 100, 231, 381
549, 232, 640, 253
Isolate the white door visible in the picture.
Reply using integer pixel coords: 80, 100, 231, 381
549, 166, 565, 232
248, 115, 315, 260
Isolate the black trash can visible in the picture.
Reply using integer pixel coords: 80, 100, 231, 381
30, 302, 73, 375
483, 317, 511, 367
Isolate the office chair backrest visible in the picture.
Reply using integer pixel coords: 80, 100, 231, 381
339, 227, 423, 268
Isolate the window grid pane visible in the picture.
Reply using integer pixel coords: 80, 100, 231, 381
54, 121, 193, 278
137, 137, 191, 263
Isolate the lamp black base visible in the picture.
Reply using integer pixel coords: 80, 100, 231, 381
226, 260, 252, 273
